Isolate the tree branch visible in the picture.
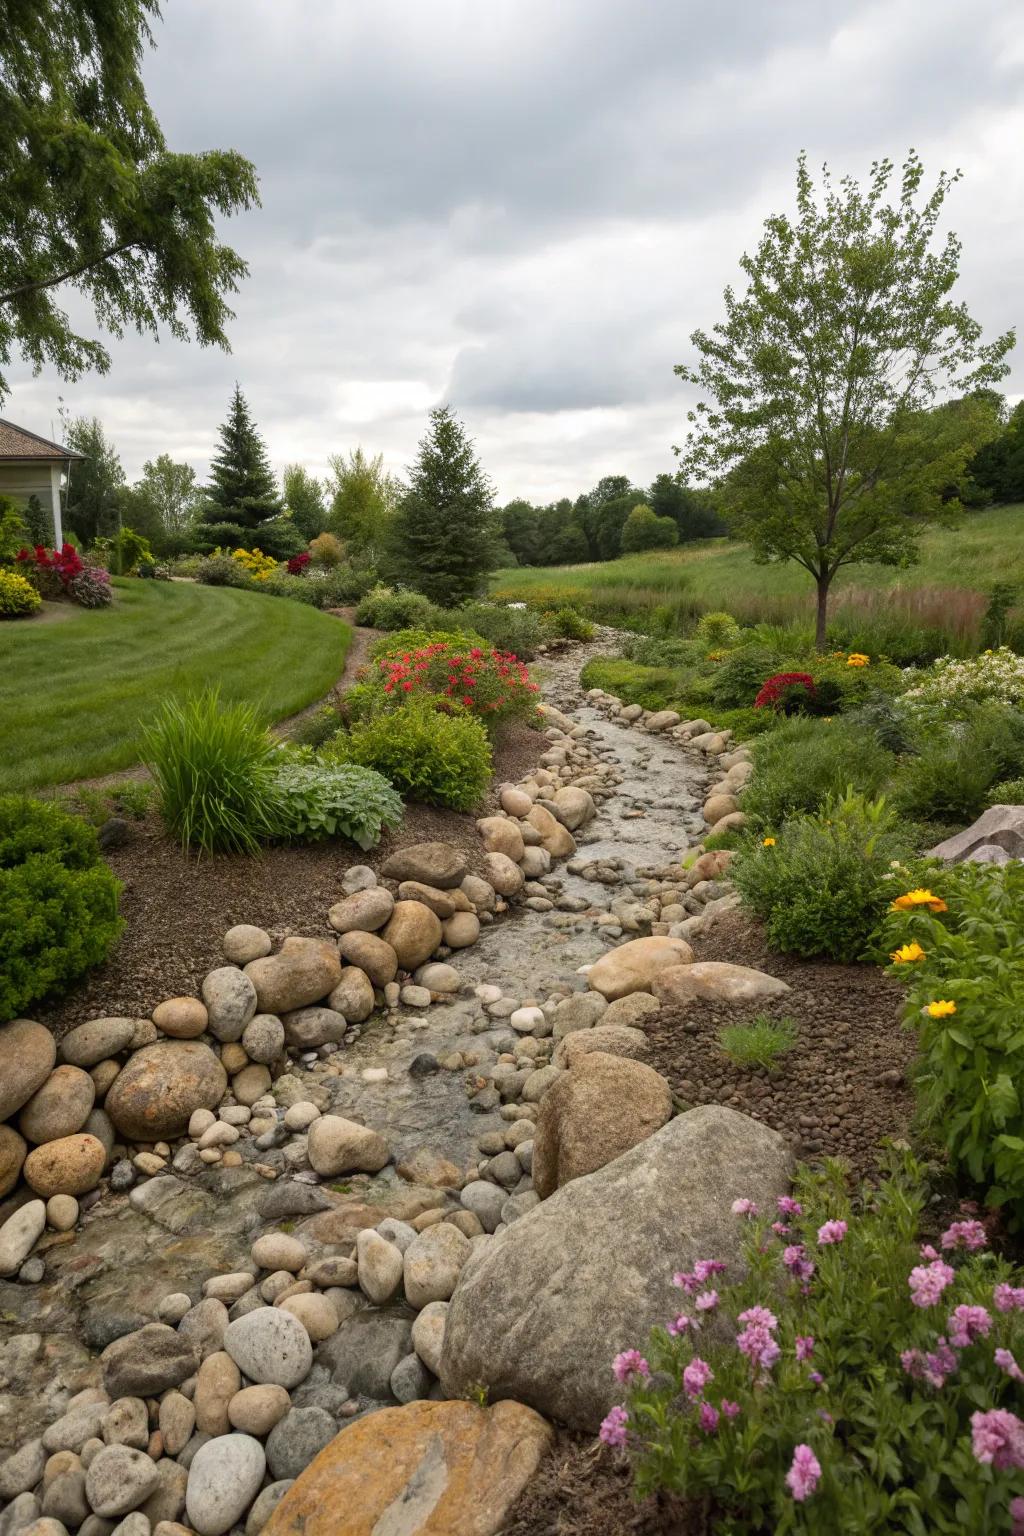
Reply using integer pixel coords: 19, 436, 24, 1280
0, 239, 143, 305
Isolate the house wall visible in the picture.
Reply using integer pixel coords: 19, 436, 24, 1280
0, 462, 55, 510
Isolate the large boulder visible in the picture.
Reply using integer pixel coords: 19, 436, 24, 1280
327, 968, 376, 1023
525, 804, 575, 858
552, 1024, 648, 1070
382, 843, 468, 890
0, 1124, 28, 1198
482, 852, 523, 897
587, 936, 694, 1000
476, 816, 525, 862
929, 806, 1024, 864
59, 1016, 136, 1066
307, 1115, 390, 1176
281, 1007, 347, 1049
245, 938, 343, 1015
652, 961, 791, 1008
105, 1041, 227, 1142
440, 1106, 793, 1430
381, 902, 443, 971
532, 1053, 672, 1197
262, 1400, 552, 1536
0, 1018, 56, 1121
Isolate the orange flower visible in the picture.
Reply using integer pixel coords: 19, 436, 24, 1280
891, 888, 948, 914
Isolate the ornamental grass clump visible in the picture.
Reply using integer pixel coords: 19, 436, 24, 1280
607, 1156, 1024, 1535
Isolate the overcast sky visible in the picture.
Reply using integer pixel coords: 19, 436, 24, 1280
8, 0, 1024, 501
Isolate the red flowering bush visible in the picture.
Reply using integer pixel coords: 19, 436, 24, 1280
755, 671, 818, 714
374, 641, 541, 733
287, 552, 312, 575
16, 543, 84, 599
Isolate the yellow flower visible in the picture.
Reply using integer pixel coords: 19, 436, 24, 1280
891, 941, 926, 964
926, 1000, 957, 1019
762, 836, 776, 847
846, 653, 870, 667
891, 888, 948, 913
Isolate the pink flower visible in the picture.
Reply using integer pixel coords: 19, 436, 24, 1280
782, 1244, 816, 1284
920, 1244, 939, 1261
682, 1357, 714, 1400
947, 1305, 992, 1349
731, 1198, 758, 1217
672, 1270, 698, 1294
817, 1220, 848, 1246
694, 1259, 727, 1283
667, 1314, 691, 1337
1012, 1495, 1024, 1536
721, 1399, 741, 1420
997, 1348, 1024, 1383
738, 1306, 778, 1330
901, 1346, 954, 1387
737, 1323, 780, 1372
971, 1409, 1024, 1470
786, 1444, 822, 1502
908, 1259, 956, 1308
599, 1404, 629, 1448
771, 1222, 791, 1237
941, 1219, 988, 1252
695, 1290, 719, 1313
612, 1350, 650, 1384
777, 1195, 803, 1216
995, 1284, 1024, 1313
795, 1335, 815, 1362
699, 1401, 720, 1434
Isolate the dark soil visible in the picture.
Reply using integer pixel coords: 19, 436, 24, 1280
36, 721, 543, 1040
503, 1435, 704, 1536
645, 909, 917, 1181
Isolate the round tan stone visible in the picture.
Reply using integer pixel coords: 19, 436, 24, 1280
23, 1133, 107, 1197
232, 1064, 272, 1106
327, 888, 395, 935
442, 913, 479, 949
46, 1194, 80, 1231
0, 1123, 28, 1198
152, 997, 209, 1040
482, 853, 523, 897
703, 792, 738, 824
105, 1041, 228, 1142
223, 923, 273, 964
327, 967, 375, 1023
337, 933, 398, 989
652, 961, 791, 1008
525, 804, 576, 858
587, 936, 694, 1001
532, 1052, 673, 1197
228, 1384, 290, 1436
89, 1060, 121, 1099
18, 1065, 95, 1144
381, 902, 443, 971
279, 1291, 339, 1341
0, 1017, 57, 1121
476, 816, 525, 862
499, 786, 533, 818
194, 1350, 241, 1436
244, 936, 343, 1015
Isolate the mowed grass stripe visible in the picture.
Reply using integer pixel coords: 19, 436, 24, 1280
0, 580, 351, 792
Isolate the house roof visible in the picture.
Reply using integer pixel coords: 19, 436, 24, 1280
0, 418, 85, 461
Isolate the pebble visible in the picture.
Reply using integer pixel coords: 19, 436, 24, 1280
410, 1300, 448, 1376
278, 1292, 339, 1342
0, 1199, 46, 1278
184, 1434, 266, 1536
227, 1385, 290, 1436
84, 1444, 160, 1518
356, 1229, 404, 1305
251, 1232, 307, 1273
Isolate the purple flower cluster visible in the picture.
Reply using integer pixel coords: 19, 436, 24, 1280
599, 1404, 629, 1449
941, 1219, 987, 1252
971, 1409, 1024, 1470
785, 1444, 822, 1502
908, 1258, 956, 1308
782, 1243, 815, 1285
736, 1305, 780, 1373
901, 1338, 958, 1390
817, 1219, 848, 1246
947, 1305, 992, 1349
995, 1283, 1024, 1314
683, 1357, 714, 1400
612, 1350, 650, 1385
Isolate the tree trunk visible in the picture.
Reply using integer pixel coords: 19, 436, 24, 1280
815, 573, 831, 651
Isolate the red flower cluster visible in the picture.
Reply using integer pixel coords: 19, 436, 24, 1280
377, 642, 541, 731
287, 552, 311, 575
754, 671, 817, 711
16, 543, 84, 585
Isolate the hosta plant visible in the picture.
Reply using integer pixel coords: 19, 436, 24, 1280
272, 756, 403, 848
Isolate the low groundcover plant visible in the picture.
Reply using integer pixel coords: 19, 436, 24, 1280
605, 1157, 1024, 1534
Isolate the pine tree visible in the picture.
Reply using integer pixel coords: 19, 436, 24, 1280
390, 406, 496, 604
205, 385, 280, 526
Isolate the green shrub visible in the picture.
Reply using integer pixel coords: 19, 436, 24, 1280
896, 704, 1024, 823
742, 717, 895, 828
369, 627, 486, 663
74, 786, 111, 827
309, 565, 377, 607
614, 1155, 1024, 1534
453, 601, 548, 658
272, 756, 403, 848
260, 570, 319, 605
719, 1015, 797, 1069
622, 634, 697, 667
327, 699, 491, 811
290, 703, 345, 748
143, 690, 287, 855
0, 496, 28, 560
988, 778, 1024, 806
546, 606, 595, 642
0, 795, 123, 1022
194, 554, 253, 589
709, 644, 783, 708
732, 790, 909, 961
694, 610, 742, 650
354, 584, 437, 629
113, 781, 154, 820
579, 658, 685, 712
0, 569, 42, 617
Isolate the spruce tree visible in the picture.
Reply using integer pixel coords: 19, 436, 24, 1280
390, 406, 496, 604
205, 385, 280, 526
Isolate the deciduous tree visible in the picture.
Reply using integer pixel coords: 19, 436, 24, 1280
63, 415, 125, 545
326, 447, 399, 557
283, 464, 329, 539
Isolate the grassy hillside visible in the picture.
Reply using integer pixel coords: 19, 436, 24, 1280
492, 504, 1024, 652
0, 579, 351, 792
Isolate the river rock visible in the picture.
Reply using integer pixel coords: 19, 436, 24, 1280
265, 1408, 336, 1482
307, 1115, 390, 1176
482, 852, 523, 897
261, 1400, 552, 1536
441, 1106, 793, 1429
653, 960, 792, 1007
382, 843, 468, 889
356, 1230, 404, 1304
703, 791, 738, 824
59, 1017, 136, 1067
551, 991, 607, 1037
398, 882, 460, 918
242, 1013, 286, 1063
159, 1393, 196, 1457
139, 1458, 189, 1526
458, 1181, 506, 1233
336, 933, 398, 988
101, 1396, 149, 1448
185, 1434, 266, 1536
442, 912, 479, 949
328, 888, 395, 935
105, 1042, 227, 1141
246, 1481, 295, 1536
600, 992, 661, 1028
245, 938, 343, 1015
413, 961, 460, 993
194, 1350, 242, 1436
551, 787, 595, 831
19, 1065, 95, 1144
395, 1146, 461, 1187
23, 1133, 106, 1196
228, 1384, 291, 1436
381, 902, 443, 970
252, 1231, 307, 1271
391, 1351, 433, 1403
201, 967, 258, 1042
499, 786, 533, 817
533, 1053, 673, 1197
85, 1445, 160, 1518
223, 1308, 313, 1389
587, 936, 694, 1000
411, 1300, 448, 1376
152, 997, 209, 1040
327, 967, 375, 1022
281, 1007, 347, 1049
930, 805, 1024, 863
461, 875, 496, 911
552, 1024, 648, 1069
0, 1123, 28, 1198
224, 924, 274, 964
403, 1223, 471, 1308
525, 804, 575, 857
101, 1323, 199, 1398
0, 1198, 45, 1277
318, 1310, 413, 1399
0, 1438, 46, 1500
476, 816, 525, 861
0, 1018, 56, 1120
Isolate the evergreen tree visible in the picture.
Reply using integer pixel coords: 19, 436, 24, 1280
390, 406, 496, 604
63, 415, 126, 545
204, 385, 280, 526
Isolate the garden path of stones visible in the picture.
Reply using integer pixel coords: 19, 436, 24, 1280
0, 633, 779, 1536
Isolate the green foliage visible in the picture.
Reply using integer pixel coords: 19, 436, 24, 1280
110, 525, 151, 575
989, 778, 1024, 806
73, 786, 112, 827
880, 861, 1024, 1218
307, 565, 377, 607
113, 780, 154, 820
896, 704, 1024, 823
23, 494, 52, 546
620, 1156, 1024, 1534
718, 1014, 797, 1069
970, 399, 1024, 505
194, 553, 252, 588
0, 568, 41, 616
677, 152, 1013, 646
709, 644, 782, 708
694, 610, 742, 651
327, 447, 399, 558
733, 790, 909, 961
389, 405, 497, 604
283, 464, 329, 539
455, 601, 547, 657
546, 606, 595, 641
142, 690, 287, 856
0, 496, 28, 559
272, 756, 403, 849
63, 414, 126, 545
620, 503, 679, 553
355, 584, 437, 629
290, 704, 344, 749
328, 699, 491, 811
204, 385, 280, 524
0, 795, 122, 1022
579, 657, 684, 712
124, 455, 201, 549
742, 717, 895, 828
369, 627, 485, 662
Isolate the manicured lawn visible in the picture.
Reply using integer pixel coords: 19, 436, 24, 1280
0, 579, 351, 792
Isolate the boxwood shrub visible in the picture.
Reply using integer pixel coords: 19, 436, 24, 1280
326, 698, 492, 811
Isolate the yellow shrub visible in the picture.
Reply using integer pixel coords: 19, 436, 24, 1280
0, 569, 42, 617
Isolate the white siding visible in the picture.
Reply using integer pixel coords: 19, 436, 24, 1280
0, 462, 56, 510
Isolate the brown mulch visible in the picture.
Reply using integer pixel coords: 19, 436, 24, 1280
503, 1435, 704, 1536
36, 722, 543, 1040
644, 909, 917, 1181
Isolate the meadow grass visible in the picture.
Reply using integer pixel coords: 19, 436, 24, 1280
0, 579, 351, 792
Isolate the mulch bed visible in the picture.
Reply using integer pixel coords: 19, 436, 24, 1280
36, 721, 543, 1040
503, 1435, 704, 1536
645, 909, 917, 1181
